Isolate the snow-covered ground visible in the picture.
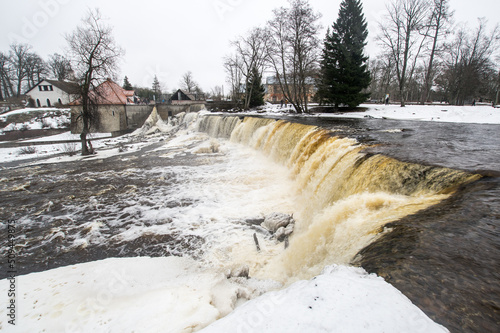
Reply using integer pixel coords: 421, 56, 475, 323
0, 132, 114, 164
256, 103, 500, 125
324, 103, 500, 124
2, 105, 499, 332
0, 108, 71, 134
0, 258, 447, 333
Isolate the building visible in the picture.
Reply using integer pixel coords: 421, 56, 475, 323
26, 79, 79, 107
264, 76, 317, 104
70, 80, 206, 134
169, 89, 206, 105
70, 78, 136, 134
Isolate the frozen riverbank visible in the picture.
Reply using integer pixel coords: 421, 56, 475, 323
0, 257, 447, 333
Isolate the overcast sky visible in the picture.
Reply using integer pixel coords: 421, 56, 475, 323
1, 0, 499, 93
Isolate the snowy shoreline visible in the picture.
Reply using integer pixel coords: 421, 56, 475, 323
0, 257, 448, 333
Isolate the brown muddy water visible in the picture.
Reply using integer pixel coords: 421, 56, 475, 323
0, 113, 499, 332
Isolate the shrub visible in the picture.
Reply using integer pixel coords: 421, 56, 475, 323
18, 146, 37, 155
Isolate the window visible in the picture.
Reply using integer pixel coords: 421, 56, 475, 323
39, 86, 42, 91
36, 99, 41, 107
43, 86, 49, 91
47, 99, 51, 107
58, 98, 62, 105
49, 85, 53, 91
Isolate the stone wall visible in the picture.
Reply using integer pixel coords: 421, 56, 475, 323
126, 105, 153, 130
71, 105, 127, 134
71, 103, 206, 134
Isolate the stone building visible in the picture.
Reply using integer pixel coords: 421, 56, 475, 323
71, 80, 206, 135
70, 79, 135, 134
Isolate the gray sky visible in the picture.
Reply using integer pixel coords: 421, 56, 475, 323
1, 0, 499, 93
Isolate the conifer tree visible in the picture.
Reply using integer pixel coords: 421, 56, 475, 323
123, 76, 133, 90
247, 66, 265, 108
152, 75, 161, 100
319, 0, 370, 108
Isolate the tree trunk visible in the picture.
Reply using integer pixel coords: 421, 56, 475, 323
80, 115, 90, 155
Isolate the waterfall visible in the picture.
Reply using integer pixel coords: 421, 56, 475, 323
197, 114, 481, 281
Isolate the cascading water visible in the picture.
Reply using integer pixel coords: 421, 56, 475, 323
197, 115, 481, 281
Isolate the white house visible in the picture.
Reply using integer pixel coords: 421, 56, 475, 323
26, 79, 79, 107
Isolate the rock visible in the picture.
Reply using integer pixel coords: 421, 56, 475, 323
275, 227, 286, 242
261, 213, 293, 233
245, 216, 265, 225
284, 223, 294, 236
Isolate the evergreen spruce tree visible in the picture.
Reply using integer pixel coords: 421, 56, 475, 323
319, 0, 370, 108
122, 76, 133, 90
247, 66, 265, 108
152, 75, 161, 100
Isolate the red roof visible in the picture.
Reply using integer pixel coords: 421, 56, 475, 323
70, 79, 134, 105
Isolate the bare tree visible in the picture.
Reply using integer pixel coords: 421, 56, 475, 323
495, 68, 500, 106
266, 0, 321, 113
8, 43, 32, 97
223, 54, 243, 103
209, 86, 224, 101
437, 19, 500, 105
180, 71, 198, 93
48, 53, 74, 81
25, 53, 47, 90
369, 55, 396, 102
420, 0, 452, 104
0, 52, 14, 100
66, 8, 123, 155
232, 27, 269, 109
378, 0, 430, 106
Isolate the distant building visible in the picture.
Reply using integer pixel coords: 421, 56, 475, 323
264, 76, 317, 104
169, 89, 206, 105
26, 79, 79, 107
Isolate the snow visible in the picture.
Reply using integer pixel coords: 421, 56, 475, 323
0, 107, 63, 117
256, 103, 500, 125
0, 258, 447, 333
202, 265, 448, 333
0, 257, 278, 333
0, 108, 71, 134
321, 104, 500, 124
0, 132, 115, 164
24, 131, 111, 142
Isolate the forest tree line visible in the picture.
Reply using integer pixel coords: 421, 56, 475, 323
225, 0, 500, 110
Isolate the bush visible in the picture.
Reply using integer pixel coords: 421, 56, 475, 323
62, 142, 78, 156
18, 146, 37, 155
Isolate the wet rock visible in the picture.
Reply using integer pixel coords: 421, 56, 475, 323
245, 215, 265, 225
284, 222, 294, 236
261, 213, 295, 242
261, 213, 293, 233
275, 227, 287, 242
